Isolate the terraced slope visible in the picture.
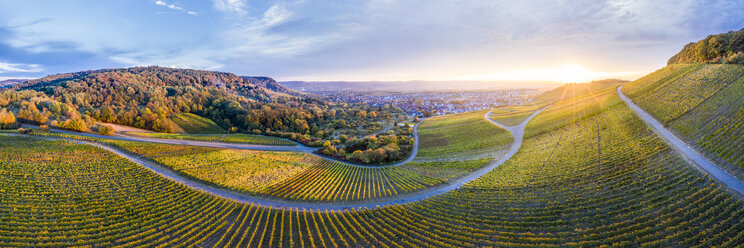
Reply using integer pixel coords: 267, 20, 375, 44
416, 110, 512, 160
622, 64, 744, 181
3, 81, 743, 247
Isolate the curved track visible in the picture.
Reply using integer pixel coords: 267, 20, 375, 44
17, 106, 548, 210
617, 85, 744, 195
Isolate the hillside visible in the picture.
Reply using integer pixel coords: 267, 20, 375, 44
241, 76, 304, 97
0, 66, 397, 149
4, 66, 306, 133
169, 113, 226, 134
622, 63, 744, 181
0, 79, 26, 88
668, 28, 744, 64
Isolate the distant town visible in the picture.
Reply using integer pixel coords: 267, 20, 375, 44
316, 89, 546, 117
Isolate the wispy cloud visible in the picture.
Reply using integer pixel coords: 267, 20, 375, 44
155, 1, 197, 15
0, 62, 42, 73
212, 0, 246, 15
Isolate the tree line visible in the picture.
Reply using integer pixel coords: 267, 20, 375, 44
668, 28, 744, 65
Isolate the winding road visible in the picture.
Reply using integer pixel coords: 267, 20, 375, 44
617, 85, 744, 195
18, 106, 548, 210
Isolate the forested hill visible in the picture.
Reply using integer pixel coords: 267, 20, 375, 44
240, 76, 304, 97
4, 66, 328, 133
668, 28, 744, 64
14, 66, 301, 102
0, 66, 401, 148
0, 79, 26, 88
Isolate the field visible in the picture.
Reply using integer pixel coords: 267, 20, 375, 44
3, 80, 744, 247
416, 110, 512, 160
623, 64, 744, 181
170, 113, 226, 134
0, 136, 238, 247
26, 132, 475, 202
530, 81, 622, 105
124, 132, 297, 146
109, 139, 449, 202
258, 160, 442, 202
107, 140, 315, 194
525, 84, 619, 138
458, 86, 744, 246
488, 105, 543, 126
402, 159, 492, 181
487, 83, 622, 128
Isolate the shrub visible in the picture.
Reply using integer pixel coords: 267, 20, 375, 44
98, 124, 116, 135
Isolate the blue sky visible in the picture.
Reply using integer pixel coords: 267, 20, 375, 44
1, 0, 744, 82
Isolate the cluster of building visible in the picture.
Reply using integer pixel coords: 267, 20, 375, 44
320, 89, 545, 117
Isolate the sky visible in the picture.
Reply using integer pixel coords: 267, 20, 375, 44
1, 0, 744, 83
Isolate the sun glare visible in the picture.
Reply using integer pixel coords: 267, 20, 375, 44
553, 64, 594, 83
450, 63, 608, 83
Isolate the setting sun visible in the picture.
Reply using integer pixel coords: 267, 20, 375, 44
553, 64, 594, 83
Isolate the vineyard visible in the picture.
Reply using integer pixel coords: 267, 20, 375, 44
109, 139, 446, 202
623, 64, 744, 181
106, 140, 316, 194
169, 113, 227, 134
28, 131, 490, 202
124, 132, 297, 146
402, 159, 492, 181
3, 78, 744, 247
416, 110, 512, 160
258, 159, 442, 202
488, 105, 543, 126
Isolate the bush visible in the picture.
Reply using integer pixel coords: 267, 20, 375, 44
98, 124, 116, 135
60, 117, 88, 132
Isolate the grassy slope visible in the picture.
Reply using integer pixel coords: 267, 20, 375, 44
170, 113, 226, 134
402, 158, 492, 181
488, 105, 542, 126
623, 63, 744, 181
416, 110, 512, 159
490, 82, 622, 127
109, 140, 314, 194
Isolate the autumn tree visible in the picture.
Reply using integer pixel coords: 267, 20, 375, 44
0, 108, 16, 129
61, 117, 88, 132
98, 124, 115, 135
